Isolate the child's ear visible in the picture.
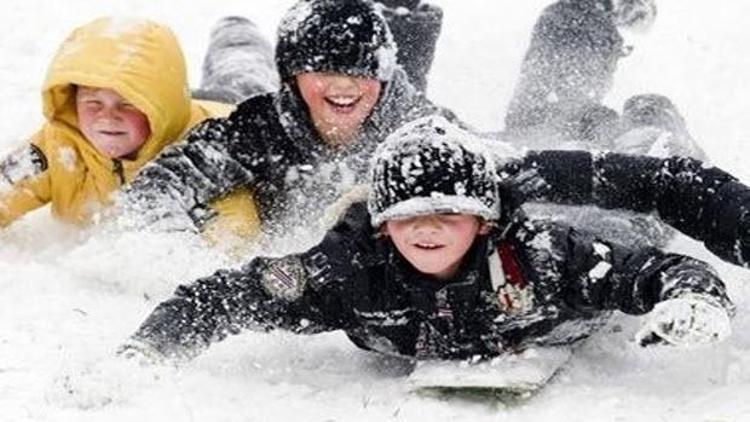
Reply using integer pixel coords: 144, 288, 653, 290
376, 224, 390, 238
478, 222, 492, 235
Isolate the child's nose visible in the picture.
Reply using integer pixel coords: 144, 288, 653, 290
413, 216, 442, 232
98, 106, 122, 121
327, 75, 358, 90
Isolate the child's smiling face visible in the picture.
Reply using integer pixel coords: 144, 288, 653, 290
76, 86, 151, 159
384, 214, 490, 281
295, 72, 381, 147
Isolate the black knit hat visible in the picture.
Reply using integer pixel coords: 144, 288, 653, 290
276, 0, 397, 81
368, 116, 501, 227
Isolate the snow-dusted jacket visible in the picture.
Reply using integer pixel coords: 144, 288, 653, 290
500, 150, 750, 268
130, 202, 731, 361
0, 17, 259, 237
120, 68, 458, 235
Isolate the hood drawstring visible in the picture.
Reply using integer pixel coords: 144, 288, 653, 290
113, 159, 125, 186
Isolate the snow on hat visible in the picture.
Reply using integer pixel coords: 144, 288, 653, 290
275, 0, 397, 82
368, 115, 501, 227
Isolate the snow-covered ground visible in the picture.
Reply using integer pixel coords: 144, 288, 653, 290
2, 1, 750, 421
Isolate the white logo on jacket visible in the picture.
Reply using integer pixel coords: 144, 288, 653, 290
489, 248, 534, 314
259, 255, 307, 301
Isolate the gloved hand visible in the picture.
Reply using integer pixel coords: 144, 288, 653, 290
635, 294, 732, 348
497, 163, 551, 220
117, 339, 167, 366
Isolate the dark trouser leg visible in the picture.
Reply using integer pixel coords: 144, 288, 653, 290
504, 0, 623, 137
193, 16, 279, 104
379, 2, 443, 92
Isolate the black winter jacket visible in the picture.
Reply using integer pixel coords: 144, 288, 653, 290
508, 151, 750, 268
130, 202, 732, 361
119, 68, 458, 235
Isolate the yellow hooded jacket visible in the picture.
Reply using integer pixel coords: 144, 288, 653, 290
0, 17, 259, 239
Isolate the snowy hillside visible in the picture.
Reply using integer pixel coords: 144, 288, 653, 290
2, 1, 750, 421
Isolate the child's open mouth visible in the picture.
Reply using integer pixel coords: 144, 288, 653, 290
325, 95, 361, 113
414, 242, 444, 250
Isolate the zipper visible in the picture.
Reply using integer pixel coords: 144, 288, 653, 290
113, 159, 126, 186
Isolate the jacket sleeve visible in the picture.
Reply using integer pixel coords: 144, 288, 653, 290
555, 224, 733, 316
128, 203, 375, 360
115, 116, 260, 232
0, 135, 52, 228
505, 150, 750, 267
201, 187, 262, 249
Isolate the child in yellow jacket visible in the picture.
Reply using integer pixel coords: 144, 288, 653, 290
0, 16, 271, 240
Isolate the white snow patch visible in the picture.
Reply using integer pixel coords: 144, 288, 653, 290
277, 0, 313, 42
376, 44, 397, 81
57, 146, 78, 171
528, 230, 553, 252
592, 241, 611, 258
589, 261, 612, 280
100, 17, 151, 38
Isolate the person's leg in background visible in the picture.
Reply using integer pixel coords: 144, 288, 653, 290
378, 0, 443, 93
193, 16, 279, 104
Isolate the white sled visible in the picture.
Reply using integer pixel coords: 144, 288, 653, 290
407, 346, 572, 401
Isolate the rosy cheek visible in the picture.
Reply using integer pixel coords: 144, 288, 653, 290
78, 106, 95, 120
305, 82, 325, 97
77, 112, 97, 132
127, 112, 151, 132
362, 81, 381, 98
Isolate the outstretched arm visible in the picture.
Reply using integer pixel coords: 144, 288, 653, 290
122, 202, 375, 362
558, 224, 733, 346
503, 150, 750, 267
0, 136, 52, 228
560, 224, 732, 314
115, 117, 260, 232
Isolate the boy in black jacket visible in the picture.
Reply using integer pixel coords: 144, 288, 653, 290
121, 116, 733, 364
116, 0, 459, 237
